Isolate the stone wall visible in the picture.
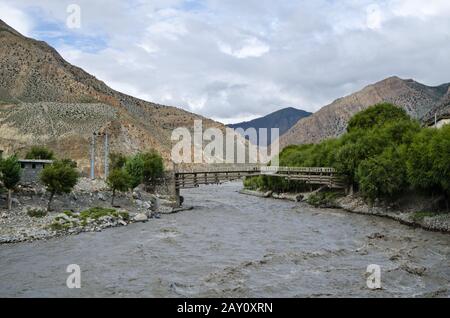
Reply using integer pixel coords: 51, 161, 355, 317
20, 163, 46, 184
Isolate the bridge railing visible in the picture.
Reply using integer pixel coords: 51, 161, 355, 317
261, 166, 337, 174
175, 165, 338, 175
175, 165, 261, 174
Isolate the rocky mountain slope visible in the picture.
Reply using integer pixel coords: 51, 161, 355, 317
423, 86, 450, 124
228, 107, 311, 144
280, 77, 450, 148
0, 19, 226, 174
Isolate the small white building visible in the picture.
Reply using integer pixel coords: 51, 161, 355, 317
434, 117, 450, 129
426, 111, 450, 129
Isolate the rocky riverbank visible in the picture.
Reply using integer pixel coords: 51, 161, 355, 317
239, 189, 450, 233
0, 178, 180, 244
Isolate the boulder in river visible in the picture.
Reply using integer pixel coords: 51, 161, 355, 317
133, 213, 148, 223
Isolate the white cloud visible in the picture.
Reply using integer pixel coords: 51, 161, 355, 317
0, 2, 33, 35
392, 0, 450, 19
366, 4, 383, 30
219, 38, 270, 59
2, 0, 450, 123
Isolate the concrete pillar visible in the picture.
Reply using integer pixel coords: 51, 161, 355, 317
104, 133, 109, 178
90, 133, 96, 180
172, 162, 182, 207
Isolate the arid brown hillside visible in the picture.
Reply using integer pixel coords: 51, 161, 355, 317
280, 77, 450, 148
0, 19, 225, 174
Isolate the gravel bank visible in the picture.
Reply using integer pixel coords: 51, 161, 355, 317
240, 189, 450, 233
0, 178, 177, 244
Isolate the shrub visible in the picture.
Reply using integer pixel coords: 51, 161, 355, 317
429, 125, 450, 196
107, 169, 132, 206
124, 154, 145, 189
25, 146, 55, 160
110, 153, 127, 171
0, 155, 21, 210
79, 207, 129, 221
347, 103, 410, 133
406, 128, 437, 192
307, 191, 343, 208
27, 208, 47, 218
124, 151, 165, 189
79, 207, 117, 220
411, 211, 439, 222
357, 147, 408, 202
141, 151, 164, 188
40, 160, 79, 211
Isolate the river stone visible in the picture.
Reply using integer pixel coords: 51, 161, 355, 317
97, 193, 107, 201
133, 213, 148, 223
143, 201, 152, 210
55, 213, 74, 223
132, 191, 142, 200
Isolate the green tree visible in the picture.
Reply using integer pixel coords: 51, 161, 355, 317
107, 169, 132, 206
0, 156, 21, 210
124, 154, 145, 189
406, 128, 437, 192
141, 151, 164, 189
429, 125, 450, 199
124, 151, 165, 190
347, 103, 410, 133
357, 147, 408, 202
110, 153, 128, 171
25, 146, 55, 160
40, 160, 79, 211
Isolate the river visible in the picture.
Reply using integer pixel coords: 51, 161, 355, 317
0, 182, 449, 297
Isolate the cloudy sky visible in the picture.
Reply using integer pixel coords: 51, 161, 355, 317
1, 0, 450, 123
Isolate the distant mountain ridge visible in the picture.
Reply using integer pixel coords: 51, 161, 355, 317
280, 77, 450, 149
228, 107, 312, 144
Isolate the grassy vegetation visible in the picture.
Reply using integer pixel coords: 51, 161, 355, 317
306, 192, 345, 208
79, 207, 129, 221
50, 222, 67, 231
0, 98, 19, 105
50, 207, 130, 232
411, 211, 440, 222
26, 208, 48, 218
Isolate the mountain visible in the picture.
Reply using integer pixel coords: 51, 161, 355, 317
0, 19, 226, 173
280, 77, 450, 148
228, 107, 312, 144
422, 86, 450, 125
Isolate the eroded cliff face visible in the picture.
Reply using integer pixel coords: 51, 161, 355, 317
280, 77, 450, 148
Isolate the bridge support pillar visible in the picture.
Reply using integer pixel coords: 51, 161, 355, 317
175, 188, 181, 208
172, 162, 182, 208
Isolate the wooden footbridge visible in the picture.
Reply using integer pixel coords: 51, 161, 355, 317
173, 165, 345, 206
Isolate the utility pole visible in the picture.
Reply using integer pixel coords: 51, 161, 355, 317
91, 132, 96, 180
104, 133, 109, 178
90, 131, 109, 180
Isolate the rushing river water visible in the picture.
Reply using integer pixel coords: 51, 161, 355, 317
0, 182, 449, 298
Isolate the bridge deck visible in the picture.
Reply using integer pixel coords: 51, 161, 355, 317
174, 166, 345, 190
